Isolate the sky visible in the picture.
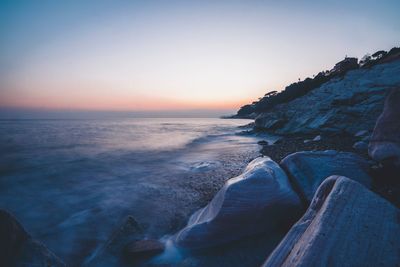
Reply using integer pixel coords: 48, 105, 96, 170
0, 0, 399, 117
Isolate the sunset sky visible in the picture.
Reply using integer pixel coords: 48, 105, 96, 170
1, 0, 399, 116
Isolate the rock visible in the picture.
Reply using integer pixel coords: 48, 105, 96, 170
280, 150, 372, 203
254, 59, 400, 135
362, 134, 371, 142
303, 139, 311, 144
258, 140, 269, 146
0, 209, 65, 267
84, 216, 143, 267
174, 157, 303, 249
16, 239, 66, 267
262, 176, 400, 267
124, 239, 165, 260
369, 88, 400, 166
238, 122, 255, 128
355, 129, 368, 137
352, 140, 368, 152
0, 210, 29, 266
312, 135, 321, 141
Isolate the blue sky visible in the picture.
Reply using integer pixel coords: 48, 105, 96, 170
0, 0, 399, 116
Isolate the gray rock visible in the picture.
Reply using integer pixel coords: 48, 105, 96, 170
174, 157, 303, 249
0, 209, 65, 267
369, 88, 400, 166
84, 216, 143, 267
280, 150, 372, 203
255, 60, 400, 135
352, 140, 368, 152
263, 176, 400, 267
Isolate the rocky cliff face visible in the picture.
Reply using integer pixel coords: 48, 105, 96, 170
254, 59, 400, 135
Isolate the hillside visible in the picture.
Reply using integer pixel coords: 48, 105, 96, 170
235, 47, 400, 135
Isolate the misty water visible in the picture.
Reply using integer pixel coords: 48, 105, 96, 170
0, 118, 266, 265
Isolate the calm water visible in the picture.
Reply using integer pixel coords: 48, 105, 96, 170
0, 118, 263, 265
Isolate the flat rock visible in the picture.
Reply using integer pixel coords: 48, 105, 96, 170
280, 150, 372, 203
174, 157, 303, 249
369, 87, 400, 166
263, 176, 400, 267
0, 209, 65, 267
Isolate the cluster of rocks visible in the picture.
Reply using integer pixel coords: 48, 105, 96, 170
172, 88, 400, 265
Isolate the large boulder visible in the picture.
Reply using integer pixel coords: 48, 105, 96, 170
280, 150, 372, 203
263, 176, 400, 267
0, 209, 65, 267
369, 88, 400, 166
173, 157, 303, 249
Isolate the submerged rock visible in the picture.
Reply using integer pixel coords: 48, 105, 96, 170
0, 209, 65, 267
280, 150, 372, 203
174, 157, 303, 249
369, 88, 400, 166
263, 176, 400, 267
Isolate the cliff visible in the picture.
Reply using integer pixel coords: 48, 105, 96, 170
235, 47, 400, 135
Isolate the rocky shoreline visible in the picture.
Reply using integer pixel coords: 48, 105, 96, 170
2, 53, 400, 266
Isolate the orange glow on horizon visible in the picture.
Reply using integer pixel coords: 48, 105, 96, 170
0, 90, 254, 112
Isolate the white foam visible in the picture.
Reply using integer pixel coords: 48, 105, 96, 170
150, 236, 184, 264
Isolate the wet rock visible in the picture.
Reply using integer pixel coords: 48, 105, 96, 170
369, 88, 400, 166
258, 140, 269, 146
362, 134, 371, 142
263, 176, 400, 267
0, 209, 65, 267
0, 210, 29, 266
174, 157, 303, 249
84, 216, 143, 267
355, 129, 368, 137
312, 135, 321, 141
280, 150, 372, 203
17, 239, 66, 267
353, 140, 368, 152
124, 239, 165, 260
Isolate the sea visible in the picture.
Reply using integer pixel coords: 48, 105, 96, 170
0, 117, 270, 265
